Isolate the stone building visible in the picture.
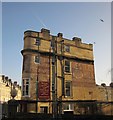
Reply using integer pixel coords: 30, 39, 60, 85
0, 75, 21, 103
21, 28, 113, 114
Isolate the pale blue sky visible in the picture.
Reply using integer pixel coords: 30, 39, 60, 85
2, 2, 111, 85
0, 1, 2, 75
1, 0, 112, 2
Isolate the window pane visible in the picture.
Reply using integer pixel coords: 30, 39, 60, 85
26, 79, 29, 84
35, 56, 40, 63
66, 82, 71, 96
65, 61, 70, 72
65, 66, 70, 72
22, 79, 30, 96
35, 38, 40, 46
26, 90, 28, 95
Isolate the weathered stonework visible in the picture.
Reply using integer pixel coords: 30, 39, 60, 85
0, 75, 21, 103
21, 28, 113, 114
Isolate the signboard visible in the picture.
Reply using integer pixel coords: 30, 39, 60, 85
38, 81, 50, 100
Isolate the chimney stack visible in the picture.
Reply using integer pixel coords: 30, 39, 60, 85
14, 81, 17, 86
41, 28, 50, 39
57, 33, 63, 38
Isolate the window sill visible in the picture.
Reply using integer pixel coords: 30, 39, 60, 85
22, 95, 30, 98
64, 72, 72, 75
65, 96, 73, 99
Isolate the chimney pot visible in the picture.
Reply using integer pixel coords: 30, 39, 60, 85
5, 76, 8, 80
72, 37, 81, 41
57, 33, 63, 38
41, 28, 50, 39
41, 28, 50, 34
2, 75, 5, 80
14, 81, 17, 86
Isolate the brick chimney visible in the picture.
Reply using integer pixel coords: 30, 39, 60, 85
57, 33, 63, 38
5, 76, 8, 80
2, 75, 5, 81
5, 76, 8, 83
72, 37, 82, 45
41, 28, 50, 39
72, 37, 81, 42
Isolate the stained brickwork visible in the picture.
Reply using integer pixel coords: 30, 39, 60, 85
38, 55, 50, 82
72, 61, 95, 87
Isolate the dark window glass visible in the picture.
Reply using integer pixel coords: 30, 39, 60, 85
65, 60, 70, 72
35, 38, 41, 46
35, 56, 40, 64
66, 81, 71, 96
22, 79, 30, 96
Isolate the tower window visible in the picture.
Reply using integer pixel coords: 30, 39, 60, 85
35, 38, 41, 46
65, 60, 70, 73
65, 45, 70, 52
35, 55, 40, 64
22, 78, 30, 96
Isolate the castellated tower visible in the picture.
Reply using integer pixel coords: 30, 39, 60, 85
21, 28, 96, 113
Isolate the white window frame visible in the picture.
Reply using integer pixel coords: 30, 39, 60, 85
22, 78, 30, 97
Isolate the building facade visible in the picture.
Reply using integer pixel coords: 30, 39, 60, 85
21, 28, 113, 114
0, 75, 21, 103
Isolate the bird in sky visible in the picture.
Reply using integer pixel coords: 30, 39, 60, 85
93, 42, 96, 44
100, 19, 104, 22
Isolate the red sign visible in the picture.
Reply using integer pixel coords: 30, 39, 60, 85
38, 81, 50, 100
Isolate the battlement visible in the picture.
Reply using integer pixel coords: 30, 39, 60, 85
23, 28, 94, 61
0, 75, 21, 89
24, 28, 93, 50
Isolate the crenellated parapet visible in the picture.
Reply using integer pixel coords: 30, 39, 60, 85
22, 28, 94, 62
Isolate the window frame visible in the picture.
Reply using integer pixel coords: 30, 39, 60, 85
65, 81, 72, 97
65, 45, 70, 52
40, 106, 48, 113
64, 60, 70, 73
35, 38, 41, 46
63, 103, 73, 110
34, 55, 40, 64
22, 78, 30, 97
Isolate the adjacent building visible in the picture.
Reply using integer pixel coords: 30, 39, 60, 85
0, 75, 21, 103
21, 28, 113, 114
